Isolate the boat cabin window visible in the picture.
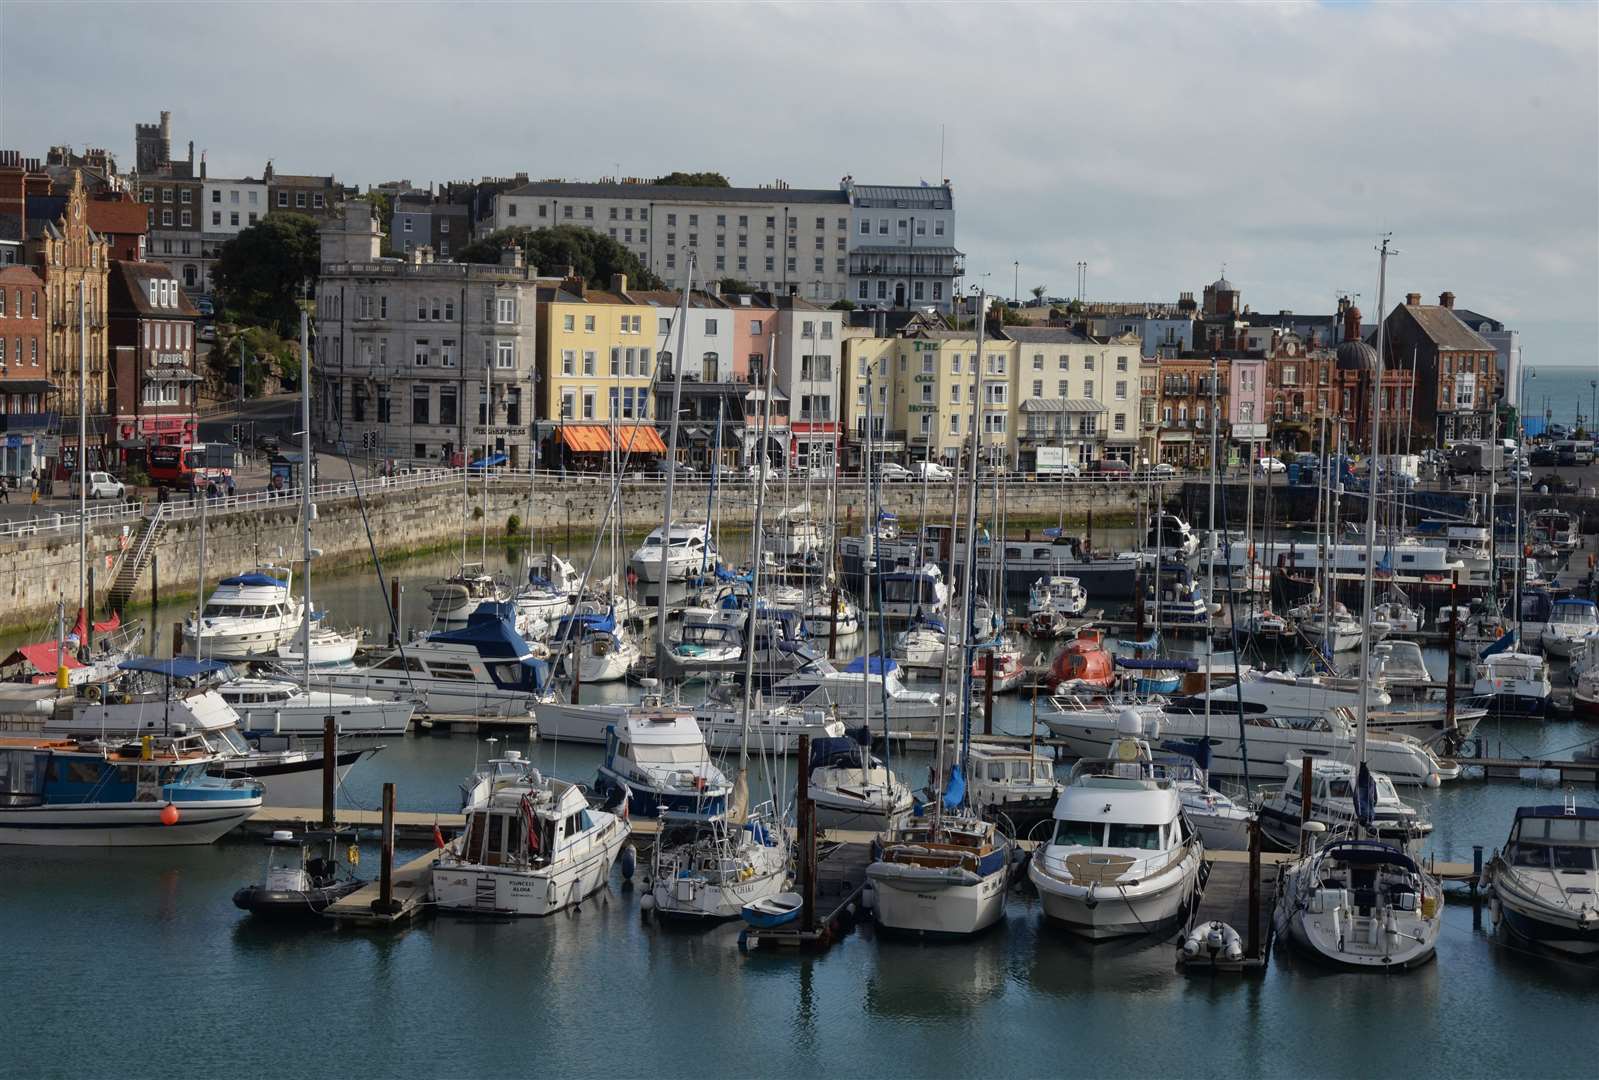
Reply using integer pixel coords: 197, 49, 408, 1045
1034, 762, 1055, 782
1053, 819, 1102, 846
636, 743, 707, 765
1108, 823, 1163, 850
377, 655, 425, 672
427, 661, 477, 681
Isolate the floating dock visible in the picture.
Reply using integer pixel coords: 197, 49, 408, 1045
740, 840, 873, 951
324, 848, 441, 928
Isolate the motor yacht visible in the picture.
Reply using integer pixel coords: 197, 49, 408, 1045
181, 567, 305, 659
1258, 759, 1432, 856
1483, 798, 1599, 956
628, 522, 717, 584
595, 705, 729, 818
215, 676, 415, 738
1540, 599, 1598, 660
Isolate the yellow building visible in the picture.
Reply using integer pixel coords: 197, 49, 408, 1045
895, 329, 1017, 466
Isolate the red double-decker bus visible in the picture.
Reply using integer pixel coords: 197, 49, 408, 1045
148, 444, 231, 490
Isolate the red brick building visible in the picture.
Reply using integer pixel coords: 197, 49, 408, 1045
107, 261, 200, 460
0, 264, 51, 478
87, 194, 148, 263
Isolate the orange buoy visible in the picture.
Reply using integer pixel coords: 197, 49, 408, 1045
159, 804, 180, 826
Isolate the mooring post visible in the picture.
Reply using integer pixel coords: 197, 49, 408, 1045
1299, 754, 1314, 855
1445, 570, 1458, 737
1247, 817, 1262, 959
322, 716, 337, 828
390, 577, 402, 646
1472, 844, 1483, 902
828, 586, 838, 659
797, 734, 817, 935
374, 781, 397, 915
85, 565, 95, 660
171, 621, 183, 658
983, 650, 995, 736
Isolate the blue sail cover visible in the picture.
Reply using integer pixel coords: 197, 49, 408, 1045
1478, 628, 1517, 660
1353, 761, 1379, 828
942, 764, 966, 810
714, 565, 752, 584
1115, 656, 1199, 671
221, 572, 287, 588
555, 608, 616, 638
429, 602, 531, 658
842, 656, 897, 676
119, 657, 232, 679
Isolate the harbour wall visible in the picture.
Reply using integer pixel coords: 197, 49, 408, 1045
0, 473, 1145, 632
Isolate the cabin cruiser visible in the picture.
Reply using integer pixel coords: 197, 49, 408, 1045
806, 732, 914, 831
770, 657, 951, 729
215, 676, 415, 738
182, 567, 306, 659
272, 622, 362, 667
879, 564, 950, 621
552, 608, 638, 684
953, 741, 1060, 836
1483, 799, 1599, 956
1168, 668, 1389, 721
1276, 837, 1442, 969
513, 553, 579, 630
1575, 635, 1599, 720
802, 589, 861, 639
1042, 694, 1451, 786
1029, 575, 1088, 619
1366, 640, 1431, 687
1529, 508, 1580, 555
866, 811, 1013, 936
628, 522, 717, 583
1027, 711, 1203, 938
595, 704, 729, 818
534, 683, 842, 753
0, 733, 262, 846
646, 804, 788, 921
1470, 650, 1553, 720
765, 503, 827, 560
317, 602, 554, 719
1540, 599, 1598, 660
1258, 759, 1432, 857
424, 563, 503, 623
433, 749, 628, 917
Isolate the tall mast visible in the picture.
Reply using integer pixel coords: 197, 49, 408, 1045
1204, 354, 1218, 739
77, 280, 87, 639
654, 256, 695, 667
1356, 236, 1393, 768
956, 290, 988, 778
300, 308, 313, 694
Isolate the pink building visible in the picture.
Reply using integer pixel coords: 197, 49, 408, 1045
722, 291, 776, 384
1229, 356, 1269, 461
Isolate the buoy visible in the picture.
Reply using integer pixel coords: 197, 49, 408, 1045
270, 829, 294, 843
159, 803, 180, 826
620, 843, 637, 882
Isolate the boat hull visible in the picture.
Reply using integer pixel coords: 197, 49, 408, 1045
868, 862, 1008, 936
211, 749, 373, 807
233, 699, 414, 738
0, 797, 260, 846
1495, 888, 1599, 956
232, 880, 363, 918
1029, 853, 1199, 939
432, 820, 627, 917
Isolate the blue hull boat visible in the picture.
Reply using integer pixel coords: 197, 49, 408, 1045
740, 891, 803, 929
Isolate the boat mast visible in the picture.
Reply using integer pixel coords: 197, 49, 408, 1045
1204, 354, 1218, 740
481, 348, 491, 565
956, 290, 988, 782
77, 280, 87, 647
300, 308, 313, 695
654, 256, 694, 669
1356, 235, 1393, 773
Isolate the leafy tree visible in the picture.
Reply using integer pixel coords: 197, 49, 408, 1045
454, 225, 663, 290
717, 277, 755, 294
211, 212, 320, 338
210, 323, 298, 395
653, 171, 730, 188
1031, 285, 1046, 304
828, 299, 856, 311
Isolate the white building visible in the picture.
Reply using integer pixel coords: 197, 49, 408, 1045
844, 181, 961, 312
1006, 326, 1141, 468
772, 298, 843, 471
314, 202, 556, 467
201, 178, 269, 237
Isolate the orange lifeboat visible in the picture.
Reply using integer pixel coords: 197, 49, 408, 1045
1047, 627, 1115, 689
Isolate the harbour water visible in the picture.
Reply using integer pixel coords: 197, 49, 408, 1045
5, 534, 1598, 1079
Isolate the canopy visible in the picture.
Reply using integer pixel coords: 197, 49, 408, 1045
4, 642, 85, 675
1320, 839, 1417, 873
615, 424, 667, 454
559, 425, 612, 453
842, 656, 897, 676
119, 657, 231, 679
1515, 803, 1599, 822
558, 425, 668, 454
554, 608, 616, 638
222, 573, 288, 588
1115, 656, 1199, 672
468, 453, 508, 469
427, 602, 531, 658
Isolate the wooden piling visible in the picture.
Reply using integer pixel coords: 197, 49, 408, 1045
983, 650, 995, 736
1298, 755, 1313, 855
828, 586, 838, 659
797, 734, 817, 935
1247, 818, 1262, 959
171, 621, 184, 658
322, 716, 337, 829
373, 782, 398, 915
1445, 570, 1458, 737
390, 577, 402, 645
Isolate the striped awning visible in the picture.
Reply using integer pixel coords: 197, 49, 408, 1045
559, 425, 612, 453
558, 423, 668, 454
615, 424, 666, 454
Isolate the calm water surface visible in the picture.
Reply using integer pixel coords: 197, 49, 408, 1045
5, 536, 1598, 1079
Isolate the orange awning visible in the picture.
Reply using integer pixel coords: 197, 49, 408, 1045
615, 424, 667, 454
559, 425, 613, 453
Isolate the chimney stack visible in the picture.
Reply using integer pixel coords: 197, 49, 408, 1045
610, 272, 627, 295
1439, 291, 1455, 310
498, 244, 524, 270
1343, 302, 1362, 344
1405, 292, 1421, 306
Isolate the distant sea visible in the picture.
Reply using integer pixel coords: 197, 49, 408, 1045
1522, 362, 1599, 430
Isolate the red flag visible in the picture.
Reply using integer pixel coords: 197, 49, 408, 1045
432, 823, 445, 849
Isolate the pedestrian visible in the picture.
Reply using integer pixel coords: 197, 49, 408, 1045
225, 474, 235, 498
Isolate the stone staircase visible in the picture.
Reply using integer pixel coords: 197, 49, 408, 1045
106, 505, 167, 613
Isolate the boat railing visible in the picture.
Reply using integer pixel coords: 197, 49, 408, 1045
1037, 837, 1197, 884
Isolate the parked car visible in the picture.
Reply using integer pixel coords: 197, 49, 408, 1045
653, 459, 696, 479
1147, 462, 1178, 478
1529, 446, 1558, 466
68, 471, 126, 500
916, 461, 954, 481
1088, 459, 1131, 476
874, 462, 912, 482
1253, 457, 1286, 476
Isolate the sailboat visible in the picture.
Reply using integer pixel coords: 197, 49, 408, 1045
1275, 236, 1444, 971
866, 298, 1014, 938
644, 258, 789, 921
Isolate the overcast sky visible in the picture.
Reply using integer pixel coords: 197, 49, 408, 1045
5, 2, 1596, 367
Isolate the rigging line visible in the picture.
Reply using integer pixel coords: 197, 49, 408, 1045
338, 442, 417, 698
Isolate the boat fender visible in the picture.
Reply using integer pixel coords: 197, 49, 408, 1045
1488, 895, 1501, 926
860, 883, 876, 912
639, 893, 656, 916
620, 843, 637, 882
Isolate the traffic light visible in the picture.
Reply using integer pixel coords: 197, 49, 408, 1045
231, 424, 242, 444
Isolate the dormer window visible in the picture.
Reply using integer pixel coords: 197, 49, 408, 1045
148, 281, 160, 307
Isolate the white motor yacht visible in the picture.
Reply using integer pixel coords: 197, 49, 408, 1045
628, 522, 718, 584
215, 677, 415, 738
1471, 651, 1553, 720
1027, 712, 1203, 938
1483, 798, 1599, 956
805, 734, 914, 831
433, 749, 628, 917
182, 567, 305, 659
594, 704, 730, 818
1258, 759, 1432, 857
1029, 575, 1088, 618
771, 657, 952, 730
1540, 599, 1598, 660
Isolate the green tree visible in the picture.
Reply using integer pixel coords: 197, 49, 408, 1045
717, 277, 755, 294
210, 323, 299, 395
454, 225, 663, 290
829, 299, 856, 311
653, 171, 731, 187
211, 212, 320, 338
1031, 285, 1046, 305
366, 190, 395, 256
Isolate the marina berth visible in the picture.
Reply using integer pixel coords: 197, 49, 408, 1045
433, 749, 628, 917
181, 567, 306, 659
0, 734, 262, 846
1027, 714, 1203, 938
1483, 800, 1599, 957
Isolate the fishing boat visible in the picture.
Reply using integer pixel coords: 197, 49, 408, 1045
1028, 575, 1088, 619
1027, 711, 1203, 938
628, 522, 717, 584
1470, 649, 1553, 720
181, 567, 305, 659
317, 601, 555, 719
1258, 759, 1432, 857
970, 637, 1028, 694
0, 733, 262, 846
424, 563, 503, 623
770, 657, 951, 728
806, 731, 914, 831
1045, 627, 1116, 691
215, 677, 414, 738
433, 748, 629, 917
232, 831, 364, 918
1540, 599, 1598, 660
1042, 694, 1450, 786
1483, 798, 1599, 956
595, 705, 730, 818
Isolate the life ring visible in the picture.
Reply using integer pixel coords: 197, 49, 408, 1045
83, 684, 102, 703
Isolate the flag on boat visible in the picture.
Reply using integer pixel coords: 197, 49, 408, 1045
1353, 762, 1379, 828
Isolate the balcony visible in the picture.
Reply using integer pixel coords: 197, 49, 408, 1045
0, 412, 59, 432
